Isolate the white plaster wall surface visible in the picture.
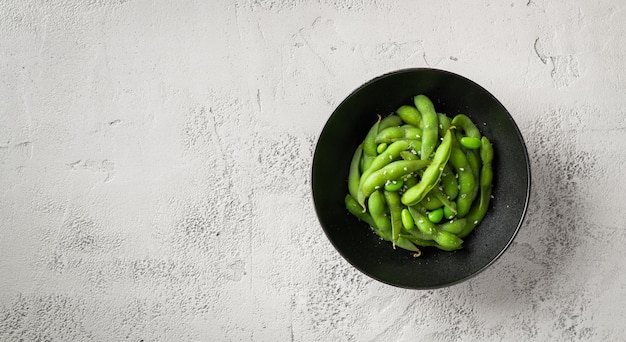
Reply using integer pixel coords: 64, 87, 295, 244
0, 0, 625, 341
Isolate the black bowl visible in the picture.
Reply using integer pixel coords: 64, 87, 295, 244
311, 68, 531, 289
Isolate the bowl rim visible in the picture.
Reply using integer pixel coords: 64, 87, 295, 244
311, 67, 532, 289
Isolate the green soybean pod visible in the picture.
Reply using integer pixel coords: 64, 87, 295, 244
408, 205, 463, 251
438, 218, 466, 235
374, 126, 403, 143
361, 154, 375, 173
401, 128, 453, 206
480, 136, 494, 164
345, 194, 376, 228
396, 105, 422, 128
451, 114, 481, 139
449, 147, 476, 217
432, 231, 463, 251
395, 236, 421, 253
384, 179, 404, 192
379, 114, 403, 130
383, 190, 403, 246
360, 160, 430, 200
357, 140, 411, 207
407, 205, 437, 237
348, 144, 363, 200
466, 149, 481, 180
437, 113, 451, 138
368, 190, 392, 235
441, 164, 459, 200
394, 140, 421, 156
420, 195, 443, 211
458, 137, 494, 238
400, 233, 439, 248
414, 95, 439, 160
375, 126, 423, 144
431, 187, 457, 215
363, 118, 381, 157
400, 150, 418, 161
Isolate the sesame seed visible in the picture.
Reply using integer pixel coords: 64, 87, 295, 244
474, 220, 478, 224
459, 167, 465, 171
404, 167, 408, 171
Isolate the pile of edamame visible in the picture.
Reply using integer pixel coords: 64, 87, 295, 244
345, 94, 494, 255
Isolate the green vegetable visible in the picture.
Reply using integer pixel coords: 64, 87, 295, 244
376, 143, 388, 154
414, 95, 439, 160
375, 126, 423, 144
401, 208, 415, 230
345, 95, 494, 254
384, 178, 404, 192
383, 190, 403, 247
360, 160, 430, 199
458, 137, 494, 238
428, 208, 444, 223
449, 147, 476, 217
460, 136, 481, 149
396, 105, 422, 128
401, 128, 453, 206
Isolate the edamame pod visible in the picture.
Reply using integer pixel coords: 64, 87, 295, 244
396, 105, 422, 128
357, 140, 411, 207
449, 147, 476, 217
451, 114, 481, 139
345, 194, 376, 228
383, 190, 403, 247
414, 95, 439, 160
438, 218, 467, 234
363, 118, 381, 156
384, 178, 404, 192
408, 205, 463, 251
437, 113, 451, 138
375, 126, 423, 143
431, 187, 457, 214
441, 164, 459, 200
361, 160, 430, 200
379, 114, 403, 130
402, 128, 453, 206
458, 137, 493, 238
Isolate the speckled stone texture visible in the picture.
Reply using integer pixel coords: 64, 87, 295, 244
1, 1, 625, 341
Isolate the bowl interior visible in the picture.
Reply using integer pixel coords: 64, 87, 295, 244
312, 68, 530, 289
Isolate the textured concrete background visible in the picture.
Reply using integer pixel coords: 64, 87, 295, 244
1, 1, 625, 341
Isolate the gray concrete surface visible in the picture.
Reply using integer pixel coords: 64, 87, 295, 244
1, 1, 625, 341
